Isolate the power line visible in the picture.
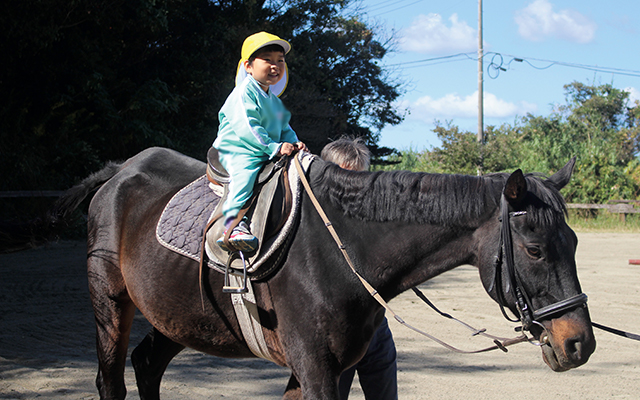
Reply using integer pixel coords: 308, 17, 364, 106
486, 52, 640, 79
382, 51, 640, 79
384, 52, 476, 67
366, 0, 415, 13
368, 0, 426, 17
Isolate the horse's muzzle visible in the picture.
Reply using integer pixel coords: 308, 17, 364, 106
539, 314, 596, 371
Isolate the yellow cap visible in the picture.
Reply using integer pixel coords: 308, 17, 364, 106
241, 32, 291, 61
236, 32, 291, 97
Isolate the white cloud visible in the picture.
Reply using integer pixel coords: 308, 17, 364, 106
401, 13, 476, 54
515, 0, 596, 43
624, 87, 640, 105
408, 92, 537, 121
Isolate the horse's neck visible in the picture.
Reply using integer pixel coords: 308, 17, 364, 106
351, 218, 482, 298
312, 165, 498, 299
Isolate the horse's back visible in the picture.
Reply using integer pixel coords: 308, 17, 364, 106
118, 147, 206, 185
90, 147, 205, 211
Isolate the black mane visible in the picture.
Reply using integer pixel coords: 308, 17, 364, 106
313, 161, 567, 228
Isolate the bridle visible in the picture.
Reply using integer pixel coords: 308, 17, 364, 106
491, 193, 588, 332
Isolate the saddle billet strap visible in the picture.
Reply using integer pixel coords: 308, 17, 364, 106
293, 156, 529, 354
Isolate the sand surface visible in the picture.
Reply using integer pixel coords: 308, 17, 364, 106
1, 232, 639, 399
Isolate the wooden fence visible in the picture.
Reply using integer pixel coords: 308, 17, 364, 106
567, 200, 640, 222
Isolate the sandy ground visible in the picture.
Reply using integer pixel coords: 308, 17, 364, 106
1, 232, 639, 400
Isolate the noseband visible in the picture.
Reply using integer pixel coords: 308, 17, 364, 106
492, 194, 588, 331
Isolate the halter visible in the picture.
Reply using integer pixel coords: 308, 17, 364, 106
492, 194, 588, 331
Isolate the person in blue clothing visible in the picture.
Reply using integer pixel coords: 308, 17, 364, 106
213, 32, 307, 252
320, 137, 399, 400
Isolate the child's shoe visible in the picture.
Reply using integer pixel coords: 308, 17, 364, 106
217, 221, 259, 252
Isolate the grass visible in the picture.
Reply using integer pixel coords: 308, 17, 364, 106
567, 210, 640, 233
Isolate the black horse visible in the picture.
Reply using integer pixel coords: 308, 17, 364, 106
55, 147, 595, 399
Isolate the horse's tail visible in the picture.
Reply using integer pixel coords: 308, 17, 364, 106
51, 161, 123, 222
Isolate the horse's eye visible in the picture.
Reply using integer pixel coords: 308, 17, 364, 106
526, 246, 542, 259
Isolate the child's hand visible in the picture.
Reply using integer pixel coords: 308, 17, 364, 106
295, 142, 308, 152
278, 142, 297, 156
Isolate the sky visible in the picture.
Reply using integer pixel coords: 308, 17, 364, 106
348, 0, 640, 150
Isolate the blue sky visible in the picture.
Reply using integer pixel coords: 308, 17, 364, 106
349, 0, 640, 150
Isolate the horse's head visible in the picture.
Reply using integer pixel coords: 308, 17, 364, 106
478, 158, 595, 371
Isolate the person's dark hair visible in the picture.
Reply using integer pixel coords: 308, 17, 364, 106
248, 44, 285, 62
320, 137, 371, 172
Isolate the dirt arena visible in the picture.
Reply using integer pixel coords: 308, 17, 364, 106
1, 232, 639, 399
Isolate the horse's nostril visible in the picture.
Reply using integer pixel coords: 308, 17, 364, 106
566, 338, 582, 361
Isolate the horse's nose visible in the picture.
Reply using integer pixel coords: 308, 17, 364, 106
562, 331, 595, 366
565, 336, 583, 362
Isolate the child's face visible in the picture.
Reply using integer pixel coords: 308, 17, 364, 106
244, 50, 285, 92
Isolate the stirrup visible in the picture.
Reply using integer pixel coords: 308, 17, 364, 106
223, 251, 248, 293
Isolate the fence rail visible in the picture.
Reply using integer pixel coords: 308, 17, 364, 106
567, 201, 640, 214
567, 201, 640, 222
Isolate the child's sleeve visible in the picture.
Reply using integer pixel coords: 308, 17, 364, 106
280, 124, 299, 144
226, 92, 282, 158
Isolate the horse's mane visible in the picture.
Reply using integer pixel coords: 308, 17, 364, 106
313, 161, 567, 228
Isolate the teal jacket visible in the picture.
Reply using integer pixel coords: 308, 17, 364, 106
213, 75, 299, 160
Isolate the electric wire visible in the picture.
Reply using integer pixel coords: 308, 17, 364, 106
380, 51, 640, 79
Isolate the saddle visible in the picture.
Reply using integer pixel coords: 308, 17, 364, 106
204, 148, 306, 292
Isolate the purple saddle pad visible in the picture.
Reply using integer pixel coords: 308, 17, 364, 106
156, 175, 221, 264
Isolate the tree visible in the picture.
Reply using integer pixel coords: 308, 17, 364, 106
518, 82, 640, 202
0, 0, 403, 191
383, 81, 640, 203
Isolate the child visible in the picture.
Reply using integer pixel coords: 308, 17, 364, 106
321, 137, 399, 400
213, 32, 307, 252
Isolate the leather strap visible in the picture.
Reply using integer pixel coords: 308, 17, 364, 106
294, 156, 529, 354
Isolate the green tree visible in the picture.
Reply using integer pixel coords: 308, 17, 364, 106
518, 82, 640, 202
0, 0, 402, 191
411, 122, 521, 175
387, 81, 640, 203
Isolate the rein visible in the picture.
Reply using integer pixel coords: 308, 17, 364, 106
294, 156, 530, 354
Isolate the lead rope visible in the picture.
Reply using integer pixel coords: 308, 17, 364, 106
294, 156, 529, 354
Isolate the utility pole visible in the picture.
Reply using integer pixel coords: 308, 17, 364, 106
477, 0, 483, 176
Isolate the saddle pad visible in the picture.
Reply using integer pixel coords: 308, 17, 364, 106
156, 175, 223, 266
157, 152, 315, 274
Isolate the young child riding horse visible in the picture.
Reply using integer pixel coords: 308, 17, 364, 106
213, 31, 307, 252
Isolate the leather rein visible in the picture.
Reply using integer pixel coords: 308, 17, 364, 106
294, 156, 533, 353
294, 156, 640, 352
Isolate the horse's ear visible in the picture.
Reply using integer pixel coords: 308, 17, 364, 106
546, 157, 576, 191
504, 169, 527, 206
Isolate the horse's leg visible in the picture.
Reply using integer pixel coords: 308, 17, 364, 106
88, 253, 136, 400
283, 373, 302, 400
131, 327, 185, 400
287, 358, 341, 400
